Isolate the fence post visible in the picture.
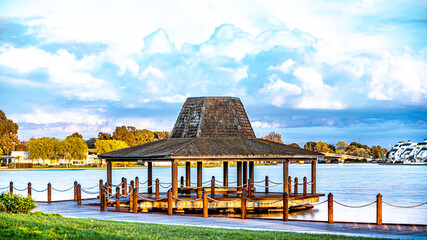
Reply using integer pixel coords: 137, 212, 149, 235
377, 193, 382, 226
241, 192, 246, 219
283, 192, 289, 221
181, 176, 184, 188
104, 183, 109, 207
100, 186, 105, 211
210, 176, 215, 198
203, 190, 208, 217
265, 176, 269, 193
288, 176, 292, 195
122, 178, 127, 195
132, 188, 138, 213
303, 177, 307, 196
77, 184, 82, 205
130, 180, 134, 195
47, 183, 52, 203
248, 179, 252, 197
74, 181, 78, 201
167, 190, 173, 215
115, 187, 121, 211
294, 177, 298, 197
155, 179, 160, 199
28, 182, 32, 197
328, 193, 333, 223
9, 181, 13, 194
99, 179, 103, 200
135, 177, 139, 194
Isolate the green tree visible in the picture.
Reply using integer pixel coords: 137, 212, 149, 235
316, 141, 331, 153
95, 139, 128, 155
304, 141, 317, 151
112, 126, 155, 146
86, 138, 97, 149
153, 131, 170, 140
261, 132, 283, 144
61, 137, 88, 166
28, 137, 61, 165
290, 143, 300, 148
98, 132, 112, 140
15, 141, 28, 151
67, 132, 83, 139
0, 110, 19, 155
336, 141, 348, 150
0, 148, 3, 155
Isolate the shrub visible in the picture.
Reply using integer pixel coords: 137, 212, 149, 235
8, 163, 33, 168
0, 192, 36, 214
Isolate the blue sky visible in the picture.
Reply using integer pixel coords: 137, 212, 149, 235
0, 0, 426, 148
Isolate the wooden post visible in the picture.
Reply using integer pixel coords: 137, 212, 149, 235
99, 179, 104, 200
132, 188, 138, 213
265, 176, 269, 193
115, 187, 120, 211
243, 161, 248, 187
106, 161, 112, 184
241, 192, 246, 219
28, 182, 32, 197
283, 160, 289, 193
74, 181, 78, 201
237, 161, 242, 197
303, 177, 307, 196
186, 162, 191, 187
247, 179, 252, 197
47, 183, 51, 203
135, 177, 139, 194
148, 162, 153, 194
223, 161, 228, 196
210, 176, 215, 198
105, 183, 110, 207
294, 177, 298, 197
167, 190, 173, 215
197, 161, 202, 197
328, 193, 333, 223
129, 185, 133, 212
180, 176, 184, 188
77, 184, 82, 205
249, 161, 254, 182
100, 185, 105, 211
288, 176, 292, 195
203, 190, 208, 217
155, 179, 160, 199
377, 193, 382, 226
311, 160, 317, 195
129, 181, 134, 198
9, 181, 13, 194
283, 192, 289, 221
122, 178, 127, 195
172, 161, 178, 197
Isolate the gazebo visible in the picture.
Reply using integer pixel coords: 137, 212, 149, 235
99, 96, 323, 213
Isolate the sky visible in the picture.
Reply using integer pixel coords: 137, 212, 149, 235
0, 0, 426, 149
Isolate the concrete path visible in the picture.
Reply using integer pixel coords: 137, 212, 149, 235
35, 200, 427, 239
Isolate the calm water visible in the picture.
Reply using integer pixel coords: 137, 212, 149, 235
1, 164, 426, 224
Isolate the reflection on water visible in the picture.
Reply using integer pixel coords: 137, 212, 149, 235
0, 164, 426, 224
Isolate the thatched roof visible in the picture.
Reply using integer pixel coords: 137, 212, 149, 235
99, 96, 323, 161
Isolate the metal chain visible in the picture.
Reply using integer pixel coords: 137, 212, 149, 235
159, 184, 171, 188
139, 180, 148, 185
0, 186, 9, 190
31, 187, 47, 192
81, 184, 99, 190
52, 186, 74, 192
139, 184, 154, 189
81, 189, 100, 194
13, 186, 28, 191
333, 200, 376, 208
246, 198, 284, 205
383, 201, 427, 208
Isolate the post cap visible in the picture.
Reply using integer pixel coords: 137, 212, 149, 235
328, 192, 333, 197
377, 193, 382, 197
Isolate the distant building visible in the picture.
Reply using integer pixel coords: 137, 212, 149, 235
388, 139, 427, 164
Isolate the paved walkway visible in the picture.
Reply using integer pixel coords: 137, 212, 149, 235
35, 200, 427, 239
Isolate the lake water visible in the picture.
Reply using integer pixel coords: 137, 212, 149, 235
1, 164, 426, 224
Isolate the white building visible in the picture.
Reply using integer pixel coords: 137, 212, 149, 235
388, 139, 427, 164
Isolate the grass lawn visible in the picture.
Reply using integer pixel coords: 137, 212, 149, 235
0, 212, 390, 240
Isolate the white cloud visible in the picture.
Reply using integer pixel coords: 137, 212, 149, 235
158, 93, 191, 103
140, 66, 165, 80
268, 59, 295, 74
251, 121, 281, 128
10, 108, 106, 125
115, 117, 174, 131
259, 74, 301, 107
293, 67, 346, 109
142, 28, 174, 55
216, 65, 248, 82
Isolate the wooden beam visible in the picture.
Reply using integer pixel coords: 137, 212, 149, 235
311, 160, 317, 194
107, 161, 112, 184
186, 162, 191, 187
249, 161, 254, 181
237, 161, 242, 195
223, 161, 228, 196
197, 161, 202, 197
172, 161, 178, 197
283, 159, 289, 193
148, 162, 153, 194
243, 161, 248, 186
